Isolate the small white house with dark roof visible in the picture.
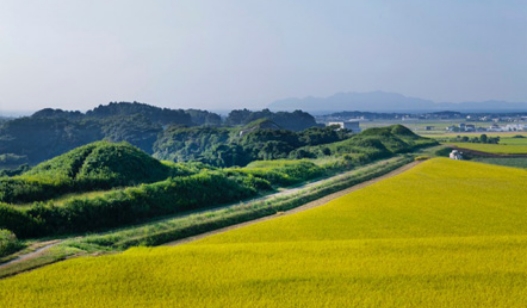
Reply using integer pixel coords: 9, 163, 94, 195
327, 121, 361, 133
449, 150, 462, 160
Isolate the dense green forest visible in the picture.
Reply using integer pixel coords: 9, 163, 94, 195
152, 119, 352, 167
0, 126, 437, 239
0, 102, 318, 169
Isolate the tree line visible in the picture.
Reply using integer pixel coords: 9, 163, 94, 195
0, 102, 318, 169
0, 125, 437, 239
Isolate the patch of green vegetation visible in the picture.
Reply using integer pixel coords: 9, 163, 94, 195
472, 157, 527, 169
0, 229, 24, 258
437, 133, 500, 144
0, 125, 435, 241
448, 142, 527, 154
500, 136, 527, 145
153, 120, 352, 167
294, 124, 437, 161
0, 244, 81, 279
64, 156, 412, 251
0, 141, 181, 204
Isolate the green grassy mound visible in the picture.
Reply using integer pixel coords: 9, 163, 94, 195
26, 141, 174, 185
0, 141, 180, 204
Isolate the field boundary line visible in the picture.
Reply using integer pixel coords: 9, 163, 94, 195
164, 160, 421, 246
0, 240, 60, 270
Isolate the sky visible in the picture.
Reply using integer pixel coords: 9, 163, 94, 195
1, 0, 526, 113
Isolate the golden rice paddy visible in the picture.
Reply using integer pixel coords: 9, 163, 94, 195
2, 158, 527, 307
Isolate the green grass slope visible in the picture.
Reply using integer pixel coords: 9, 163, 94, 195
298, 124, 438, 162
2, 158, 527, 307
26, 141, 172, 185
0, 141, 176, 204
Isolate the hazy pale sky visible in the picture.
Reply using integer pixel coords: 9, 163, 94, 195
1, 0, 526, 112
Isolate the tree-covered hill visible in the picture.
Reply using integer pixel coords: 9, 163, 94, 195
0, 141, 195, 204
0, 125, 435, 239
290, 125, 438, 161
0, 117, 103, 165
225, 109, 317, 131
153, 119, 352, 167
0, 103, 322, 169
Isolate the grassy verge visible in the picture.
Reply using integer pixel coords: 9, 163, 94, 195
0, 155, 413, 278
66, 155, 413, 249
0, 244, 84, 279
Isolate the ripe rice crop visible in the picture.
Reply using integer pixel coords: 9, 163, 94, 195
2, 158, 527, 307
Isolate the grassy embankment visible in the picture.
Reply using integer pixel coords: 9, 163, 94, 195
1, 158, 527, 307
0, 155, 412, 278
0, 125, 437, 277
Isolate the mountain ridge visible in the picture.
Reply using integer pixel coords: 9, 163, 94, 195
268, 91, 527, 113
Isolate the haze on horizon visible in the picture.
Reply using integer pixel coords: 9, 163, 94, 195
1, 0, 526, 113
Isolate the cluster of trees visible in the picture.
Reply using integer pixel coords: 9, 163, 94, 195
0, 229, 22, 258
0, 142, 196, 204
153, 123, 352, 167
0, 171, 260, 238
288, 125, 438, 162
0, 102, 321, 170
448, 134, 500, 144
225, 109, 317, 131
0, 156, 331, 238
0, 125, 437, 240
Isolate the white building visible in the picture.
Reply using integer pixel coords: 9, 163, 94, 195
504, 124, 526, 131
327, 121, 361, 133
449, 150, 462, 160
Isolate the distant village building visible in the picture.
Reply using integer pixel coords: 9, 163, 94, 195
504, 124, 526, 131
488, 123, 502, 132
446, 123, 484, 132
449, 150, 462, 160
327, 121, 361, 133
445, 125, 458, 132
465, 124, 476, 132
425, 126, 435, 131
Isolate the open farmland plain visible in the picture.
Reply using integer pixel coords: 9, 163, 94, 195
449, 142, 527, 154
2, 158, 527, 307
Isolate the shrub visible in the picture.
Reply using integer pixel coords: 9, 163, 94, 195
415, 156, 429, 161
0, 229, 23, 258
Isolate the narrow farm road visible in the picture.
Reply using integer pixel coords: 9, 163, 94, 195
164, 160, 421, 246
0, 240, 60, 270
1, 160, 420, 272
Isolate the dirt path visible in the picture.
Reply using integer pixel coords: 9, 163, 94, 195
0, 240, 60, 270
164, 160, 421, 246
1, 160, 420, 270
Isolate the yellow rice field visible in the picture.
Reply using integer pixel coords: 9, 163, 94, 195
2, 158, 527, 307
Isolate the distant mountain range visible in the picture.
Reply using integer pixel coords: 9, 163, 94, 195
268, 91, 527, 113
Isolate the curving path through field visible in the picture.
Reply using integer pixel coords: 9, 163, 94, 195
1, 160, 420, 273
0, 240, 60, 270
164, 160, 422, 246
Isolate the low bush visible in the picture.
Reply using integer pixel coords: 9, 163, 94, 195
0, 229, 23, 258
12, 171, 258, 237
